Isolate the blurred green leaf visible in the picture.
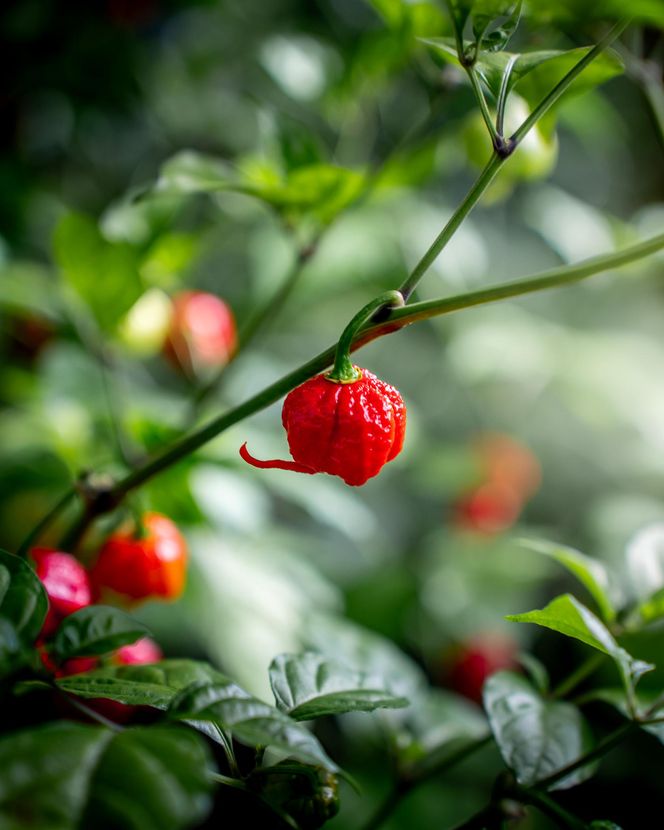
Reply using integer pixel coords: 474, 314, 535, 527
57, 659, 227, 709
53, 213, 142, 331
156, 150, 237, 195
268, 651, 409, 721
0, 549, 48, 646
484, 671, 595, 790
519, 538, 617, 622
523, 0, 664, 26
0, 262, 61, 319
398, 688, 489, 778
626, 524, 664, 623
0, 722, 111, 830
53, 606, 150, 661
506, 594, 654, 699
169, 679, 338, 771
82, 726, 214, 830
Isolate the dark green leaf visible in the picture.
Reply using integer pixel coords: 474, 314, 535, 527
169, 680, 338, 771
0, 549, 48, 645
0, 618, 25, 677
520, 538, 617, 622
506, 594, 654, 698
82, 726, 214, 830
0, 722, 214, 830
484, 671, 595, 790
57, 659, 228, 709
0, 722, 112, 830
53, 212, 142, 331
399, 689, 489, 778
53, 606, 150, 660
269, 652, 409, 721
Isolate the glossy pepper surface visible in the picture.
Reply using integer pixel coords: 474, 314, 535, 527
91, 512, 187, 602
241, 367, 406, 486
31, 548, 92, 637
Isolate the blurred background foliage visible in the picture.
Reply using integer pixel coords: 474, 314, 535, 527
1, 0, 664, 827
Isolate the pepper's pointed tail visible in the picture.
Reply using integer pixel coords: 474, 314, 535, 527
239, 443, 316, 475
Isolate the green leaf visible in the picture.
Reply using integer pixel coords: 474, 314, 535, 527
303, 615, 427, 700
0, 618, 25, 677
268, 652, 409, 721
169, 680, 338, 771
0, 722, 112, 829
589, 688, 664, 747
53, 606, 150, 661
472, 1, 522, 52
83, 726, 214, 830
484, 671, 595, 790
523, 0, 664, 27
423, 40, 623, 105
56, 659, 228, 709
398, 689, 489, 778
53, 212, 142, 331
520, 538, 617, 622
156, 150, 237, 195
506, 594, 654, 699
0, 722, 214, 830
0, 549, 48, 645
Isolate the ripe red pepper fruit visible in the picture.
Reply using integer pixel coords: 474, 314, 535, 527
241, 368, 406, 486
241, 290, 407, 487
91, 512, 187, 603
164, 290, 237, 376
114, 637, 163, 665
30, 548, 93, 637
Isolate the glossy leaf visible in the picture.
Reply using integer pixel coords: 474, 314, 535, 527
303, 615, 427, 700
169, 679, 338, 771
0, 618, 25, 677
82, 726, 214, 830
57, 659, 228, 709
0, 549, 48, 645
0, 722, 214, 830
506, 594, 654, 698
520, 538, 616, 622
53, 606, 150, 660
484, 671, 595, 790
53, 213, 142, 331
269, 651, 409, 721
398, 688, 489, 778
472, 1, 522, 52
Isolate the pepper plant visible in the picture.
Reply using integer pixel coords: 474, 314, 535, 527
1, 1, 664, 828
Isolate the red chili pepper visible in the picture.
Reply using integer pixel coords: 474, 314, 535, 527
241, 367, 406, 486
30, 548, 93, 637
91, 512, 187, 603
114, 637, 163, 665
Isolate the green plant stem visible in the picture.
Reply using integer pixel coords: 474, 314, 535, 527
361, 736, 492, 830
16, 487, 78, 557
511, 19, 630, 145
208, 771, 249, 791
496, 54, 519, 137
514, 787, 587, 830
536, 721, 635, 791
467, 66, 499, 145
398, 154, 504, 302
551, 653, 605, 699
52, 229, 664, 541
328, 291, 404, 382
399, 19, 627, 303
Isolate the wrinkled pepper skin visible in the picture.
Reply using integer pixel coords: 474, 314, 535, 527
91, 512, 187, 603
241, 367, 406, 486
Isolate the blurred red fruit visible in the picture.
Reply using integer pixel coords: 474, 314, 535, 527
30, 548, 93, 637
163, 290, 237, 377
446, 633, 518, 703
455, 481, 522, 535
475, 433, 541, 500
91, 512, 187, 603
7, 315, 55, 363
114, 637, 163, 665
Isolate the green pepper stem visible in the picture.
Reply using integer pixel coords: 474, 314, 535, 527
326, 291, 405, 383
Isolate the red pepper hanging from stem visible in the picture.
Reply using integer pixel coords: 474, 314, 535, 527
240, 291, 407, 486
